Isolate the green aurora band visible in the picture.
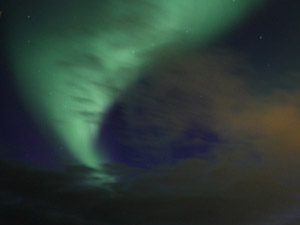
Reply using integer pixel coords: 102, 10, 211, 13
6, 0, 265, 169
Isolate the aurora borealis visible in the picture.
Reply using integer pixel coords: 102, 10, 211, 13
1, 0, 300, 224
5, 0, 265, 169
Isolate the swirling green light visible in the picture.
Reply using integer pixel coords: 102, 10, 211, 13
6, 0, 265, 169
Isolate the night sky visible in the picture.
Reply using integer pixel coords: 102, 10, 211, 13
1, 0, 300, 224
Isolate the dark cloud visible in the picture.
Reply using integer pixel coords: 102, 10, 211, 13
1, 47, 300, 224
96, 49, 300, 224
2, 121, 300, 225
284, 218, 300, 225
1, 158, 300, 225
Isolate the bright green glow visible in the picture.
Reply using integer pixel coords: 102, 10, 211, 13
7, 0, 265, 169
